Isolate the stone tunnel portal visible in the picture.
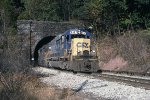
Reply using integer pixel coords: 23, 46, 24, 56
33, 36, 55, 65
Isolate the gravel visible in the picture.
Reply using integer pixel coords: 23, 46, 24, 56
33, 67, 150, 100
32, 67, 59, 76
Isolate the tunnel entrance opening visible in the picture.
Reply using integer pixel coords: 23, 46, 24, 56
33, 36, 55, 66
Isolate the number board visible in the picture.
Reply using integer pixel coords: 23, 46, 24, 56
70, 30, 86, 35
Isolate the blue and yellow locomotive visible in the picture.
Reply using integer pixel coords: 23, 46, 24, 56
38, 29, 99, 72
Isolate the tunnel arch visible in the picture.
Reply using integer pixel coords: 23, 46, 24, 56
33, 36, 55, 65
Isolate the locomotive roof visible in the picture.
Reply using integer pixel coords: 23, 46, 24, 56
49, 29, 91, 45
64, 29, 91, 36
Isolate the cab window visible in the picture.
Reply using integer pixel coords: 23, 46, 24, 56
87, 36, 90, 39
61, 35, 64, 43
71, 34, 86, 39
66, 35, 69, 41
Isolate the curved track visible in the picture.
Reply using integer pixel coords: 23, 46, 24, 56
68, 70, 150, 89
91, 72, 150, 89
39, 65, 150, 89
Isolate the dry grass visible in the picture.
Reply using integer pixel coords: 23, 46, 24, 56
0, 72, 37, 100
0, 72, 83, 100
116, 33, 148, 64
97, 32, 150, 72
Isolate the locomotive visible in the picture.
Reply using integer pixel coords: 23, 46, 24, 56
38, 29, 99, 72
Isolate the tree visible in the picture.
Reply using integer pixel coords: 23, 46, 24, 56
19, 0, 60, 21
1, 0, 149, 36
71, 0, 102, 33
0, 0, 23, 33
126, 0, 150, 29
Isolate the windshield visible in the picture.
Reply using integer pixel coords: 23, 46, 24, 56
71, 34, 89, 39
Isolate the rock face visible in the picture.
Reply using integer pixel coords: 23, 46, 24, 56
17, 20, 83, 64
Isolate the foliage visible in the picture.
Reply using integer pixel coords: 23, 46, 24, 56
1, 0, 150, 35
0, 0, 24, 35
18, 0, 60, 21
0, 0, 23, 35
0, 45, 4, 49
72, 0, 103, 30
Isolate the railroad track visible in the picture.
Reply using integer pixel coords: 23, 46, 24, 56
36, 66, 150, 89
75, 70, 150, 85
75, 70, 150, 89
98, 73, 149, 84
91, 72, 150, 89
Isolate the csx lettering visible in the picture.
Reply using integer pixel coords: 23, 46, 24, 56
77, 42, 82, 47
83, 42, 88, 48
77, 42, 88, 48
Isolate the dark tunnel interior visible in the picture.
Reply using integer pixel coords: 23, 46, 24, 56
33, 36, 55, 65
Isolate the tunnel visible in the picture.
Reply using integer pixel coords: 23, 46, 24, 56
33, 36, 55, 65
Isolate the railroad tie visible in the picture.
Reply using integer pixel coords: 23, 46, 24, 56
72, 80, 88, 93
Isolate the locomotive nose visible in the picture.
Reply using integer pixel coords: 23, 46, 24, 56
86, 64, 91, 70
84, 61, 91, 70
83, 50, 90, 56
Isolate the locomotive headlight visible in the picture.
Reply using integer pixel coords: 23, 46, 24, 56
77, 51, 81, 55
91, 50, 96, 56
92, 50, 95, 53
